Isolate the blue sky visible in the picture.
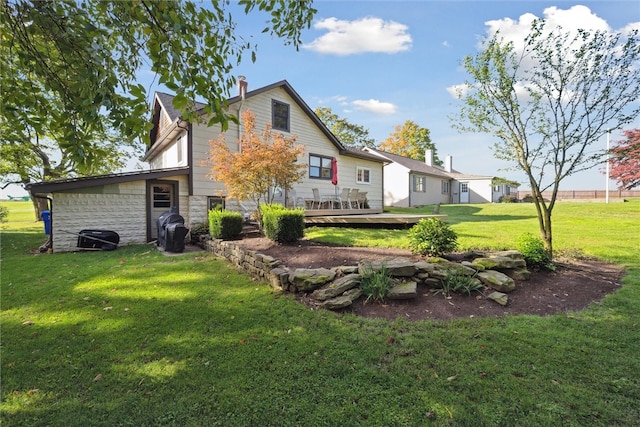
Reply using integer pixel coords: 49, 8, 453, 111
227, 0, 639, 192
4, 1, 638, 199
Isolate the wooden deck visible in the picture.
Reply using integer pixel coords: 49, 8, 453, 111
304, 209, 447, 228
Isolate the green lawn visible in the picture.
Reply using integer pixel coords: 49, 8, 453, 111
2, 200, 639, 426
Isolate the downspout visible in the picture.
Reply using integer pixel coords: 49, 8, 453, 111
408, 173, 412, 208
187, 123, 193, 196
237, 76, 247, 151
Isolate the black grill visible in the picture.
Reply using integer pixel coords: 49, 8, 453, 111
156, 207, 189, 253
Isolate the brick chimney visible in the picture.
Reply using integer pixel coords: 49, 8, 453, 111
238, 75, 247, 99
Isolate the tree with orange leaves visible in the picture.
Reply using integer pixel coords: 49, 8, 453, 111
208, 109, 306, 226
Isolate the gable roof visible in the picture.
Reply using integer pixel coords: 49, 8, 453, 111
366, 148, 495, 181
149, 80, 383, 164
27, 167, 190, 194
366, 148, 454, 178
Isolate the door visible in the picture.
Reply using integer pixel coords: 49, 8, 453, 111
460, 182, 469, 203
147, 180, 179, 240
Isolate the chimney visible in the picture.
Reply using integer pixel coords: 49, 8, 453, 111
445, 155, 452, 173
238, 75, 247, 99
425, 149, 433, 167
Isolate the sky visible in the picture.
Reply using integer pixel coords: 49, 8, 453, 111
227, 0, 639, 192
4, 1, 639, 199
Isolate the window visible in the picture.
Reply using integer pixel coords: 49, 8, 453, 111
208, 196, 226, 211
493, 185, 500, 192
413, 175, 426, 192
505, 186, 511, 195
356, 167, 371, 184
309, 154, 333, 180
441, 180, 450, 194
153, 185, 172, 208
272, 100, 290, 132
460, 183, 469, 193
177, 135, 184, 164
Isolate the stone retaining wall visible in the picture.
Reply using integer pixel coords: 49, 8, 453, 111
199, 236, 529, 310
200, 237, 285, 284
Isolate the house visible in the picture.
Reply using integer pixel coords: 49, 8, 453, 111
364, 148, 519, 206
28, 80, 384, 252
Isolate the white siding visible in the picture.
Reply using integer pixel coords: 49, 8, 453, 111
382, 163, 410, 207
410, 175, 451, 206
186, 86, 384, 209
466, 179, 493, 203
52, 182, 146, 252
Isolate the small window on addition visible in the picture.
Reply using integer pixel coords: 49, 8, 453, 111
356, 167, 371, 184
272, 100, 290, 132
208, 196, 225, 211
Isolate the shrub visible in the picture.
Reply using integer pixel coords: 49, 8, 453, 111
261, 204, 305, 243
499, 194, 518, 203
0, 206, 8, 223
208, 210, 243, 240
360, 262, 394, 303
190, 222, 209, 243
434, 269, 483, 298
408, 218, 458, 257
516, 232, 554, 270
521, 194, 535, 203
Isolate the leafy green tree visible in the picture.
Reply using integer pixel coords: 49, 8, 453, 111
453, 21, 640, 257
378, 120, 441, 165
314, 107, 376, 148
1, 0, 316, 165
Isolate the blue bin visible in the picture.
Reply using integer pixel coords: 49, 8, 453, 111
41, 210, 51, 235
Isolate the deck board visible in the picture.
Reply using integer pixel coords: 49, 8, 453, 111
304, 210, 447, 227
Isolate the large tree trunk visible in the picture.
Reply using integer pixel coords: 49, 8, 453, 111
530, 185, 554, 258
29, 191, 50, 222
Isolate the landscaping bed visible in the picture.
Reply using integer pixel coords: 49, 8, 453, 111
236, 236, 624, 321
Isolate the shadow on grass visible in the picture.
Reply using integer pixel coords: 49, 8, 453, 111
441, 205, 536, 225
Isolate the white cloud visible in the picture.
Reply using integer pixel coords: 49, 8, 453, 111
446, 83, 470, 99
483, 5, 612, 54
303, 17, 412, 55
448, 5, 638, 101
442, 40, 451, 48
351, 99, 397, 115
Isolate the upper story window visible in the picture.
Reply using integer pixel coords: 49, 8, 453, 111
413, 175, 426, 192
272, 100, 290, 132
356, 167, 371, 184
309, 154, 333, 180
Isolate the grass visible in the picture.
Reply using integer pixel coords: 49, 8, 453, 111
2, 200, 640, 426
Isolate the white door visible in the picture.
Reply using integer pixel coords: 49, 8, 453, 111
460, 182, 469, 203
148, 181, 178, 240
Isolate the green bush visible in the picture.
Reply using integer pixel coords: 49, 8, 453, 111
434, 269, 483, 297
516, 232, 554, 270
190, 222, 210, 242
499, 194, 518, 203
360, 262, 394, 303
262, 204, 305, 243
0, 206, 8, 223
208, 210, 243, 240
521, 194, 535, 203
408, 218, 458, 257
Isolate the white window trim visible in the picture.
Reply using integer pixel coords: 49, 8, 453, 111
356, 166, 371, 184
